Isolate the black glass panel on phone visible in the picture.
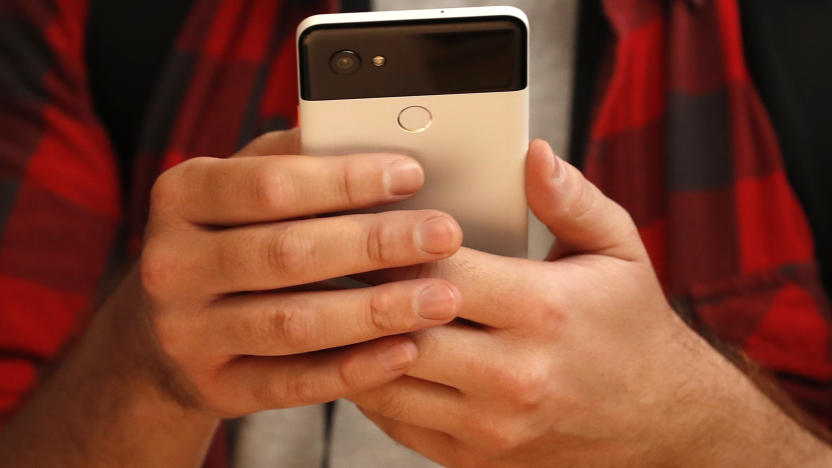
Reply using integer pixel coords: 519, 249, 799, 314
299, 17, 527, 100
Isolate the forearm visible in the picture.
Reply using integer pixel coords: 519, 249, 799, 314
0, 277, 218, 467
672, 329, 832, 468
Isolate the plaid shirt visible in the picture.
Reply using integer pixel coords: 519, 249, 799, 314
0, 0, 331, 428
585, 0, 832, 425
0, 0, 830, 463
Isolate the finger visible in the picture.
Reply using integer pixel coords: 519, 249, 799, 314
151, 152, 424, 226
525, 139, 643, 261
351, 376, 465, 434
357, 247, 557, 329
203, 279, 460, 356
403, 322, 501, 391
357, 395, 461, 467
234, 128, 301, 157
191, 210, 462, 293
221, 336, 417, 412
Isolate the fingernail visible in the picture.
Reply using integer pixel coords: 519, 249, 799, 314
377, 341, 417, 372
417, 216, 459, 254
386, 159, 423, 196
416, 284, 456, 320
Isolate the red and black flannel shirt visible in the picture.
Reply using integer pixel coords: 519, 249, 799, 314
0, 0, 331, 426
584, 0, 832, 425
0, 0, 830, 462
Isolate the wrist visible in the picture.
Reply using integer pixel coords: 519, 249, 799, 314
74, 307, 220, 464
91, 267, 216, 417
1, 268, 219, 466
96, 267, 207, 411
653, 324, 832, 468
83, 268, 222, 459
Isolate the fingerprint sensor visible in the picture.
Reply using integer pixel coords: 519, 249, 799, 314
397, 106, 432, 133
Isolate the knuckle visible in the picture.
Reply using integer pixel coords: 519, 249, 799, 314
487, 432, 521, 453
490, 419, 534, 453
365, 221, 396, 266
286, 371, 321, 405
368, 289, 414, 334
139, 242, 178, 299
336, 352, 365, 394
250, 376, 283, 410
267, 226, 309, 277
496, 363, 550, 409
336, 161, 362, 205
149, 157, 214, 219
467, 414, 533, 454
148, 172, 181, 220
149, 165, 183, 205
537, 293, 567, 332
515, 368, 550, 409
249, 380, 273, 410
368, 292, 395, 333
274, 306, 308, 350
252, 165, 291, 212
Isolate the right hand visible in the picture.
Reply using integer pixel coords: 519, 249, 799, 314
132, 129, 463, 417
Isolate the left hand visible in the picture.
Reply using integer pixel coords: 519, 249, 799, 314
349, 140, 755, 467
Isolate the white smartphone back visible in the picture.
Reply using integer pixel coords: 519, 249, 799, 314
298, 7, 529, 258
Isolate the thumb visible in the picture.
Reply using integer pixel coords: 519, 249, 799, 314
525, 139, 643, 261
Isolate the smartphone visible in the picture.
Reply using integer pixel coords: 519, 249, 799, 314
297, 7, 529, 258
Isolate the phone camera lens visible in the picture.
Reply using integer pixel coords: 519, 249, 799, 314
330, 50, 361, 74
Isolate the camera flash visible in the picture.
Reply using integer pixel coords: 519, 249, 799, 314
372, 55, 386, 67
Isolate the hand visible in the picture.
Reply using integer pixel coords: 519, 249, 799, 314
130, 129, 464, 417
349, 140, 831, 467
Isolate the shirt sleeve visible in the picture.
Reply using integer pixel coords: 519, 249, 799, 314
0, 0, 121, 423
